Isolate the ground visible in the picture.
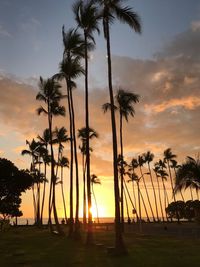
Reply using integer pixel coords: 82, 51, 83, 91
1, 223, 200, 267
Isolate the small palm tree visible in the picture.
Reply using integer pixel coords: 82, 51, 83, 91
103, 89, 139, 229
21, 139, 41, 225
78, 127, 99, 226
91, 174, 101, 224
143, 151, 159, 221
59, 156, 69, 223
37, 128, 51, 224
138, 155, 155, 222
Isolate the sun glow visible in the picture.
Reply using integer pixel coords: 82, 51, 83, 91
90, 205, 106, 218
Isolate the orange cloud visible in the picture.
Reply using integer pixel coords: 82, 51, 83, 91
144, 96, 200, 113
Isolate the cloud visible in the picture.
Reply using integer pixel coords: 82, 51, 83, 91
144, 96, 200, 113
0, 21, 200, 178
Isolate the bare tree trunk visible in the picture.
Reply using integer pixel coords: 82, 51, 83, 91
105, 19, 126, 254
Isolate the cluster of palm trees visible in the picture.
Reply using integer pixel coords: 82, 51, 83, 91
119, 149, 200, 225
20, 0, 200, 255
21, 0, 142, 253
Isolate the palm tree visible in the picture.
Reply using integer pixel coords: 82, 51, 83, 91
143, 151, 159, 221
96, 0, 141, 254
91, 174, 101, 224
36, 76, 65, 235
138, 155, 155, 222
170, 159, 185, 202
156, 160, 170, 221
59, 156, 69, 223
21, 139, 41, 225
163, 148, 178, 201
78, 127, 99, 226
73, 0, 100, 244
103, 89, 139, 229
175, 156, 200, 198
56, 27, 85, 237
153, 164, 165, 222
37, 129, 51, 224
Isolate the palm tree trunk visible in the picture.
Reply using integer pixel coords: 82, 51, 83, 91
61, 166, 67, 222
139, 166, 155, 221
69, 85, 80, 238
167, 161, 179, 222
105, 19, 125, 254
66, 78, 74, 237
136, 181, 142, 231
84, 32, 93, 245
92, 184, 99, 224
41, 162, 47, 225
155, 173, 165, 222
124, 187, 130, 222
120, 112, 124, 231
148, 163, 159, 221
82, 153, 87, 226
49, 110, 64, 235
123, 179, 139, 220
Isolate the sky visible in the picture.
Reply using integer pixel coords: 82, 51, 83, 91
0, 0, 200, 220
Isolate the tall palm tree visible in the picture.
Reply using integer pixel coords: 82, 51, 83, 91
91, 174, 101, 224
175, 156, 200, 197
78, 127, 99, 226
56, 28, 85, 237
36, 76, 65, 235
59, 156, 69, 223
73, 0, 100, 244
97, 0, 141, 254
143, 151, 159, 221
138, 155, 155, 222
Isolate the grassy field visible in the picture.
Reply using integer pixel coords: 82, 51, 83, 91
1, 225, 200, 267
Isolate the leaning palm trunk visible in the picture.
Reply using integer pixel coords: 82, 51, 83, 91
66, 78, 74, 237
92, 184, 99, 224
139, 166, 155, 221
40, 162, 47, 225
61, 166, 67, 222
155, 173, 165, 222
84, 31, 93, 245
105, 18, 125, 253
124, 180, 139, 220
148, 163, 159, 221
161, 178, 169, 221
166, 161, 179, 222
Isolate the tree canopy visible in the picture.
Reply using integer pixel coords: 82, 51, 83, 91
0, 158, 33, 219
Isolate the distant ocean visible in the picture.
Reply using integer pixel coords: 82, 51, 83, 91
15, 217, 115, 225
15, 216, 154, 225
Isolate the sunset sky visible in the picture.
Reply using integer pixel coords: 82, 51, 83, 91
0, 0, 200, 220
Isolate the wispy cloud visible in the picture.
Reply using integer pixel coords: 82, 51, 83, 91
144, 96, 200, 113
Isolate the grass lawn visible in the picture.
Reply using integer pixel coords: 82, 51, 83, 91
1, 225, 200, 267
